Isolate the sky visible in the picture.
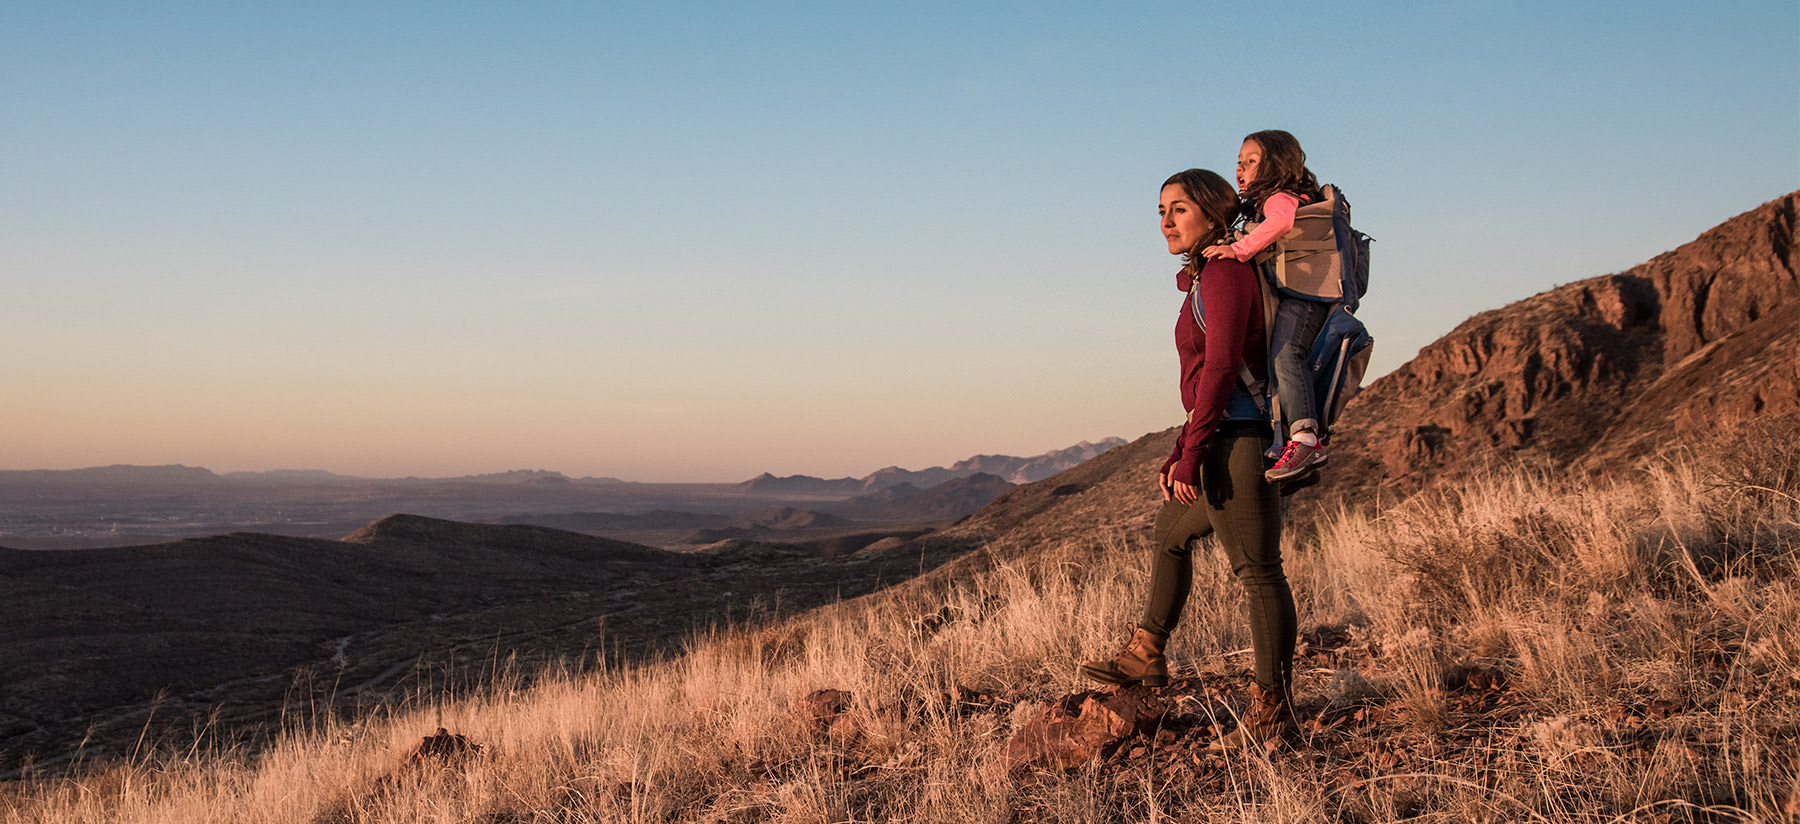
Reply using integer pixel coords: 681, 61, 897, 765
3, 1, 1796, 482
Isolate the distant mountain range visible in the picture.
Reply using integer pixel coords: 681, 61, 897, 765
738, 438, 1129, 495
1, 440, 1126, 491
0, 440, 1126, 550
834, 472, 1018, 522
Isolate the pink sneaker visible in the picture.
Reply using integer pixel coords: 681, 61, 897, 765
1265, 439, 1327, 482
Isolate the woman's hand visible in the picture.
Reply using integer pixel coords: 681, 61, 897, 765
1170, 478, 1199, 505
1159, 467, 1174, 501
1199, 244, 1236, 261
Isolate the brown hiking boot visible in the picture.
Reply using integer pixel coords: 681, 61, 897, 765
1207, 682, 1296, 752
1078, 627, 1169, 687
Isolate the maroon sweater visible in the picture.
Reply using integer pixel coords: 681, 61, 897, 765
1162, 257, 1268, 485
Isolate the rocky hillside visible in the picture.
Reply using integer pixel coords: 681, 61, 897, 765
1320, 190, 1797, 501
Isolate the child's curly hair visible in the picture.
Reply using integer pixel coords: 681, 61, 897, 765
1242, 129, 1323, 214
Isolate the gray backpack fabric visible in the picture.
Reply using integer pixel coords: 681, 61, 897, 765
1244, 184, 1372, 311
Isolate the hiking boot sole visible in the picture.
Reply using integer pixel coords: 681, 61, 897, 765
1077, 665, 1169, 687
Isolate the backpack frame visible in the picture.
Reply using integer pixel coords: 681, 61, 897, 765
1189, 256, 1374, 443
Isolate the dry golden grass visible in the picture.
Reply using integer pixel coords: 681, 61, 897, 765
4, 446, 1796, 823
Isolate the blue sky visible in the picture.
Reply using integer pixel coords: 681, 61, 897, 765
4, 1, 1795, 481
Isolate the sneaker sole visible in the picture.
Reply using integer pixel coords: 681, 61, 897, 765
1264, 452, 1327, 482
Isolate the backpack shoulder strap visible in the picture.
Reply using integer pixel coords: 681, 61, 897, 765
1188, 267, 1273, 418
1252, 268, 1280, 425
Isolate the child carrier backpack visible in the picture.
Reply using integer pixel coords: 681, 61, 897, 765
1244, 184, 1372, 311
1292, 301, 1374, 443
1188, 266, 1374, 443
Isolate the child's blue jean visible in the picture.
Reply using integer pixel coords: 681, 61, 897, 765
1269, 297, 1334, 436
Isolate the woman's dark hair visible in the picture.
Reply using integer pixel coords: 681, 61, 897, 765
1241, 129, 1322, 213
1162, 168, 1241, 268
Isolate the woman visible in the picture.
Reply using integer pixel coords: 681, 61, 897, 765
1078, 168, 1297, 751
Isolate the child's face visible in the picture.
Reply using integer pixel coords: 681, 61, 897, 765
1235, 140, 1263, 194
1159, 183, 1214, 256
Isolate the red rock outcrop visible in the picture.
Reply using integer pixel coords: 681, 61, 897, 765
999, 686, 1167, 774
1320, 191, 1798, 500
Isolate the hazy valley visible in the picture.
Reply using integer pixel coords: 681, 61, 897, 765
0, 441, 1124, 775
0, 440, 1124, 551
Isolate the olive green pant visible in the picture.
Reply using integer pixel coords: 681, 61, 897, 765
1140, 425, 1294, 691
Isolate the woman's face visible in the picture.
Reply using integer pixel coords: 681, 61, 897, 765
1160, 183, 1215, 256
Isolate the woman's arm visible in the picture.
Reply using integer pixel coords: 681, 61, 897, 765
1168, 261, 1257, 487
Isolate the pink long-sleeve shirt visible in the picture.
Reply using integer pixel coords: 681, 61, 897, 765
1228, 192, 1301, 262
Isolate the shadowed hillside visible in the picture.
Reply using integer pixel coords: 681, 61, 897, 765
0, 515, 971, 774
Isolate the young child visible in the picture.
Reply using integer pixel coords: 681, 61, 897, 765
1200, 129, 1333, 482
